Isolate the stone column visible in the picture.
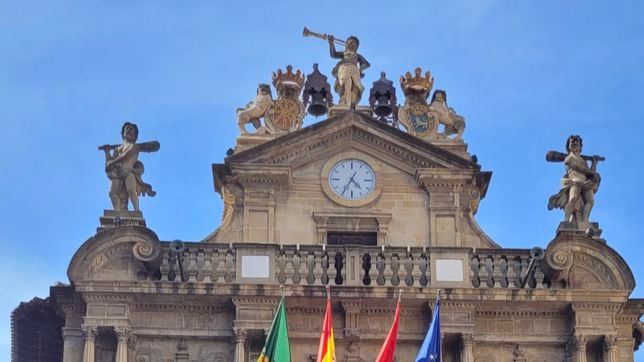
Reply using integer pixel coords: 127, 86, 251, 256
567, 334, 588, 362
233, 328, 247, 362
81, 326, 97, 362
62, 327, 84, 362
461, 334, 474, 362
603, 335, 618, 362
114, 327, 130, 362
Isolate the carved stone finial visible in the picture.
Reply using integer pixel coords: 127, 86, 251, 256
99, 122, 160, 212
547, 135, 604, 230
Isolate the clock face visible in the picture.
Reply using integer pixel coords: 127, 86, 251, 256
328, 159, 376, 200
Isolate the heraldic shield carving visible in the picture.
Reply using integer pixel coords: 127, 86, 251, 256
265, 65, 305, 133
398, 68, 439, 139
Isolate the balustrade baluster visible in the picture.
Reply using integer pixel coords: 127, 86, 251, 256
306, 251, 316, 285
291, 251, 301, 284
321, 252, 329, 285
470, 256, 480, 288
276, 251, 287, 284
404, 253, 414, 286
224, 249, 235, 283
390, 253, 400, 286
419, 253, 429, 287
376, 253, 386, 286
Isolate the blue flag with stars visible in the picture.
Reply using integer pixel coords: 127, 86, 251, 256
415, 295, 441, 362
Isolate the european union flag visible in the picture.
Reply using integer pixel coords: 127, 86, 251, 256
415, 295, 441, 362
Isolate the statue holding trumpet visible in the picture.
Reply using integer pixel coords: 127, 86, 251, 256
304, 27, 370, 107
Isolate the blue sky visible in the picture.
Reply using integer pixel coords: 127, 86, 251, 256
1, 0, 643, 359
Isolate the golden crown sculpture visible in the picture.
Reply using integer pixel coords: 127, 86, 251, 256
400, 67, 434, 94
272, 65, 305, 90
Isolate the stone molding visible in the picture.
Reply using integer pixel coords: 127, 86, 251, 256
232, 164, 292, 187
67, 225, 162, 283
544, 233, 635, 292
132, 303, 230, 313
225, 112, 478, 172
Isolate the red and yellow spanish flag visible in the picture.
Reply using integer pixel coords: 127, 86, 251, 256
316, 289, 335, 362
375, 294, 402, 362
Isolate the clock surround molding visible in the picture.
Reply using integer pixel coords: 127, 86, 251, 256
320, 151, 384, 208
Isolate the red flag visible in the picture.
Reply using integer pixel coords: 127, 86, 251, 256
316, 289, 335, 362
375, 296, 401, 362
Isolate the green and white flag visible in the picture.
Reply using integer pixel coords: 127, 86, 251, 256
258, 296, 291, 362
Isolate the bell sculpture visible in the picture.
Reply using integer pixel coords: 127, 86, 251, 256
302, 63, 333, 117
369, 72, 398, 125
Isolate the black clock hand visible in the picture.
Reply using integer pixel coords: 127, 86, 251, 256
342, 172, 357, 196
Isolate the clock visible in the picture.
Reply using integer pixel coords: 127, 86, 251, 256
328, 159, 376, 200
320, 153, 383, 207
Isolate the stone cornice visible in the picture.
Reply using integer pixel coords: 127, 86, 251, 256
475, 310, 568, 318
231, 164, 291, 187
225, 112, 477, 171
232, 296, 279, 307
572, 302, 623, 313
132, 303, 230, 313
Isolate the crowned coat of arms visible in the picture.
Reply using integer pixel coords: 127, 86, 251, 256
264, 65, 305, 134
398, 68, 439, 139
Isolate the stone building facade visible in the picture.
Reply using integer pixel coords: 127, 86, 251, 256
12, 101, 644, 361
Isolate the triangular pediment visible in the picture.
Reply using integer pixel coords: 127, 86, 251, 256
224, 111, 478, 172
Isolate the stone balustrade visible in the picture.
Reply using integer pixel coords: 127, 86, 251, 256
471, 248, 548, 289
153, 242, 549, 289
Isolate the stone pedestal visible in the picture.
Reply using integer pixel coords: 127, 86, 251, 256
556, 221, 603, 240
234, 134, 273, 153
328, 105, 371, 118
98, 210, 146, 233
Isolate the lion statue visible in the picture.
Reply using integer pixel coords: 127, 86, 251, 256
236, 84, 274, 135
428, 90, 465, 140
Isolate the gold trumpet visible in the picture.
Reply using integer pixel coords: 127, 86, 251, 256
303, 27, 346, 46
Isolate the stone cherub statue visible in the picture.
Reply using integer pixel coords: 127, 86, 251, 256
236, 83, 274, 135
428, 90, 466, 140
327, 34, 370, 107
547, 135, 604, 224
99, 122, 160, 212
